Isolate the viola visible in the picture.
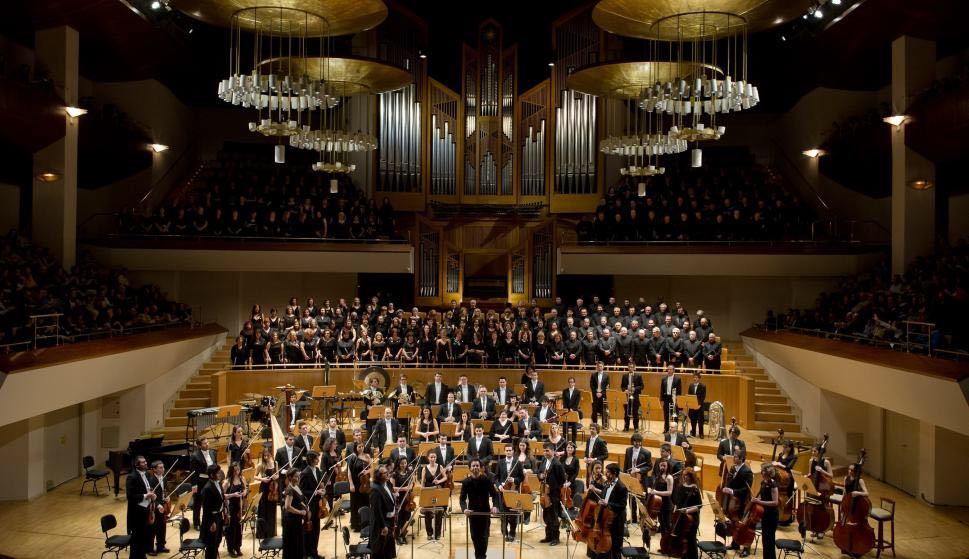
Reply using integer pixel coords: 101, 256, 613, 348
147, 493, 157, 526
267, 469, 280, 503
359, 459, 372, 494
833, 450, 875, 557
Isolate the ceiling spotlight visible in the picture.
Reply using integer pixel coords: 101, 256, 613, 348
150, 143, 169, 153
802, 148, 826, 158
781, 35, 787, 42
548, 62, 555, 67
832, 0, 842, 4
802, 13, 808, 19
814, 8, 824, 18
65, 106, 87, 118
882, 114, 908, 128
150, 0, 161, 9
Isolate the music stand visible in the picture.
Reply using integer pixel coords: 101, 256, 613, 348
458, 402, 473, 413
324, 494, 346, 559
559, 411, 580, 443
471, 419, 494, 433
528, 440, 545, 457
417, 488, 452, 550
397, 404, 420, 441
523, 473, 544, 533
540, 422, 553, 438
440, 422, 459, 438
605, 389, 623, 432
312, 385, 337, 423
640, 395, 662, 435
502, 492, 534, 549
493, 442, 507, 456
452, 465, 471, 486
380, 443, 397, 461
670, 444, 687, 462
418, 442, 438, 459
621, 472, 645, 497
451, 441, 469, 460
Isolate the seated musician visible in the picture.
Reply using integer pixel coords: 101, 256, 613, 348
496, 444, 525, 541
388, 435, 415, 465
664, 419, 692, 450
536, 397, 558, 424
652, 443, 683, 477
490, 410, 514, 444
472, 385, 496, 420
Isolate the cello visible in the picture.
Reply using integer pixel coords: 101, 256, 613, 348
732, 479, 766, 548
797, 434, 834, 538
771, 430, 796, 525
659, 507, 696, 557
833, 450, 875, 558
572, 487, 614, 554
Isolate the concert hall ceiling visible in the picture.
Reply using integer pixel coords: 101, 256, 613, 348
2, 0, 968, 109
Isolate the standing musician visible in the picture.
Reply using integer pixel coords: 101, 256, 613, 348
805, 444, 834, 540
600, 463, 630, 559
523, 368, 546, 404
320, 438, 340, 508
321, 416, 346, 449
255, 449, 278, 538
494, 377, 512, 406
496, 445, 526, 541
125, 455, 154, 559
547, 424, 567, 457
461, 458, 502, 559
562, 442, 581, 490
374, 407, 401, 453
516, 408, 541, 441
454, 374, 477, 403
299, 452, 326, 559
537, 442, 566, 546
623, 434, 652, 525
653, 443, 683, 478
388, 373, 415, 411
468, 425, 494, 469
369, 465, 397, 559
391, 457, 416, 545
294, 422, 314, 467
433, 434, 456, 466
189, 437, 218, 531
275, 434, 301, 502
686, 372, 707, 438
223, 461, 248, 557
717, 426, 747, 471
650, 459, 675, 537
227, 425, 249, 466
282, 469, 306, 559
537, 396, 558, 424
752, 465, 780, 559
347, 442, 372, 532
472, 385, 496, 420
772, 440, 798, 519
146, 460, 171, 555
361, 377, 385, 432
584, 424, 609, 479
589, 362, 610, 425
200, 464, 225, 559
672, 469, 703, 559
345, 429, 364, 458
424, 372, 450, 406
561, 376, 582, 441
621, 361, 645, 432
659, 365, 682, 434
722, 453, 754, 556
421, 450, 449, 540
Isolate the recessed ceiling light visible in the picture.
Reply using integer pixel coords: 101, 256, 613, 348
814, 8, 824, 18
151, 1, 161, 9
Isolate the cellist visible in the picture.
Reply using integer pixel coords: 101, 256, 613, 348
806, 444, 834, 540
721, 453, 754, 557
771, 440, 798, 522
751, 465, 780, 559
650, 459, 675, 543
672, 469, 702, 559
601, 463, 630, 559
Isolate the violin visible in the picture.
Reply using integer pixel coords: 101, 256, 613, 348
359, 456, 373, 494
562, 485, 573, 508
833, 450, 875, 557
266, 465, 280, 503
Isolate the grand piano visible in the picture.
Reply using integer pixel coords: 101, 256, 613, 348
107, 435, 191, 497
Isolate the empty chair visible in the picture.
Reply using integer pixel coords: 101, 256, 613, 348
100, 514, 131, 559
175, 517, 206, 558
82, 456, 112, 496
342, 526, 371, 559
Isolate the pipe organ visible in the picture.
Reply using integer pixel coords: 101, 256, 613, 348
519, 82, 549, 197
378, 83, 422, 193
428, 80, 459, 196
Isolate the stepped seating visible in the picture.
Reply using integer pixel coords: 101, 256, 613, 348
151, 336, 234, 440
723, 341, 800, 433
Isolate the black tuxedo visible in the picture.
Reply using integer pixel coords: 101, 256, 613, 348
589, 371, 610, 424
727, 463, 754, 509
497, 457, 525, 487
453, 383, 477, 403
603, 481, 629, 558
390, 384, 415, 407
652, 456, 683, 477
493, 387, 512, 406
687, 381, 707, 437
664, 432, 691, 449
623, 447, 652, 476
471, 396, 496, 420
294, 434, 315, 467
126, 470, 153, 559
523, 380, 545, 403
585, 435, 609, 462
373, 417, 401, 451
433, 445, 455, 466
437, 402, 461, 424
621, 372, 645, 430
659, 375, 683, 433
468, 436, 494, 467
424, 382, 451, 406
369, 483, 397, 559
517, 416, 541, 440
717, 438, 747, 462
300, 465, 324, 556
560, 386, 582, 440
536, 405, 558, 424
146, 473, 167, 552
536, 457, 566, 541
189, 449, 217, 528
322, 428, 346, 449
200, 479, 224, 559
389, 446, 416, 465
275, 445, 301, 476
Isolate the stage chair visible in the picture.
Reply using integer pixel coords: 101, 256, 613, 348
870, 497, 896, 557
775, 539, 804, 558
697, 540, 728, 559
342, 526, 372, 559
99, 514, 131, 559
359, 506, 372, 540
82, 455, 112, 496
175, 517, 206, 558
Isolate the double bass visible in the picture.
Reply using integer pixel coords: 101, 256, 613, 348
797, 434, 834, 537
771, 429, 796, 525
572, 487, 614, 554
833, 450, 875, 558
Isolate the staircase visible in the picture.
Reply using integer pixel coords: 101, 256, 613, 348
151, 336, 234, 440
724, 341, 801, 433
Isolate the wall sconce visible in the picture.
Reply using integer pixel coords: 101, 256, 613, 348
908, 179, 934, 190
882, 114, 909, 129
149, 143, 169, 153
801, 148, 827, 158
65, 106, 87, 119
36, 171, 61, 183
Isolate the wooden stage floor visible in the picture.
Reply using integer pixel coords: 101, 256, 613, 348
1, 469, 967, 559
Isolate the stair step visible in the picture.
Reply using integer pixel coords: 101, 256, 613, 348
180, 389, 210, 399
755, 411, 797, 423
186, 382, 210, 390
151, 426, 188, 440
753, 421, 801, 433
755, 402, 792, 413
756, 388, 782, 396
754, 380, 777, 388
175, 397, 210, 408
757, 394, 788, 404
165, 416, 189, 427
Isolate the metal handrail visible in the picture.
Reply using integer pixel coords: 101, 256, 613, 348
569, 239, 886, 248
86, 233, 411, 245
218, 359, 737, 374
755, 323, 968, 362
2, 319, 197, 355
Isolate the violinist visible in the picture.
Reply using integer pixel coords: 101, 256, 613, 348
461, 458, 502, 559
497, 445, 525, 541
649, 459, 675, 537
752, 465, 780, 559
722, 453, 754, 557
369, 466, 397, 559
601, 463, 630, 559
294, 422, 314, 467
517, 408, 541, 441
422, 449, 448, 540
223, 461, 248, 557
584, 424, 610, 478
672, 469, 702, 559
125, 455, 154, 559
537, 442, 566, 546
147, 460, 170, 555
190, 437, 218, 531
652, 443, 683, 478
347, 442, 372, 532
717, 426, 746, 472
227, 425, 249, 466
433, 434, 456, 466
563, 441, 581, 486
320, 438, 340, 507
200, 464, 225, 559
537, 397, 558, 424
490, 410, 514, 444
624, 433, 652, 524
299, 452, 326, 559
282, 469, 306, 559
621, 361, 644, 432
391, 457, 415, 545
321, 416, 346, 449
548, 423, 567, 457
255, 449, 278, 538
389, 435, 415, 465
469, 425, 494, 468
